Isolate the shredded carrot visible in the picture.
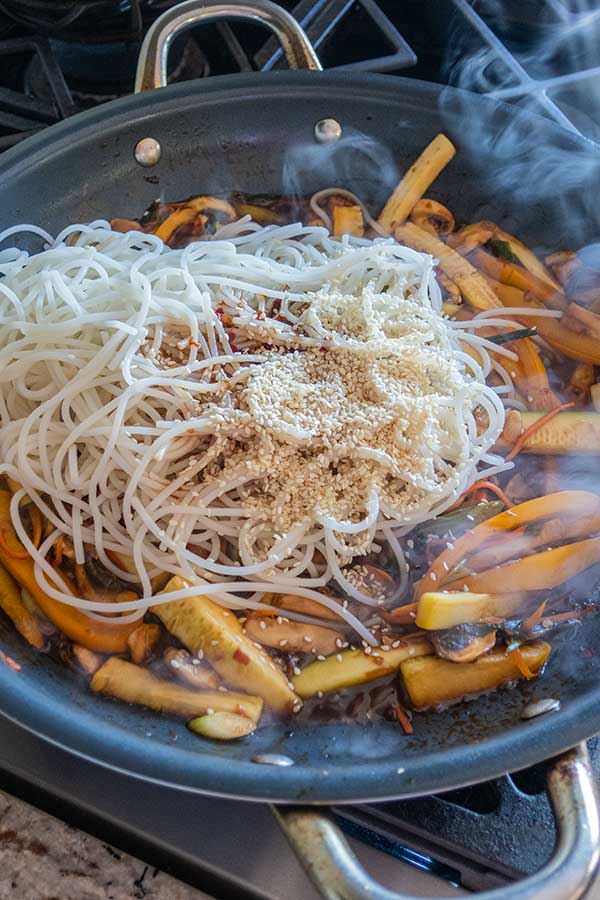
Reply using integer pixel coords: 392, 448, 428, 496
453, 480, 512, 510
383, 602, 418, 624
539, 608, 595, 626
54, 533, 64, 567
522, 600, 547, 633
511, 646, 536, 679
505, 402, 575, 463
0, 649, 21, 672
0, 531, 29, 559
395, 705, 414, 734
29, 506, 42, 550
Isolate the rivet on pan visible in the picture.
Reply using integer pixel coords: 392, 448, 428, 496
521, 698, 560, 720
314, 118, 342, 144
134, 137, 162, 167
251, 753, 295, 767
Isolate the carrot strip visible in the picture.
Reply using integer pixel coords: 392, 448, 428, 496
511, 646, 536, 679
453, 480, 512, 510
395, 705, 414, 734
522, 601, 547, 633
0, 531, 29, 559
29, 506, 42, 550
471, 248, 566, 309
505, 402, 574, 462
54, 534, 64, 567
383, 602, 418, 624
415, 491, 600, 600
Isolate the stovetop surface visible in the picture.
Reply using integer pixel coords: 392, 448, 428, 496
1, 1, 600, 896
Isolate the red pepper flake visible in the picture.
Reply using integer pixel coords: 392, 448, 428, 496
189, 340, 199, 349
0, 650, 21, 672
233, 649, 250, 665
395, 705, 414, 734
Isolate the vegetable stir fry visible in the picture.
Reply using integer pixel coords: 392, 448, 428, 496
2, 133, 600, 743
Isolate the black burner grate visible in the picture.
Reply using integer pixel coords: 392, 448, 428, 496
0, 36, 75, 149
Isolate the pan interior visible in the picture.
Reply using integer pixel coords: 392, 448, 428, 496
1, 72, 600, 802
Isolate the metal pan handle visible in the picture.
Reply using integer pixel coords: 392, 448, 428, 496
135, 0, 322, 93
274, 744, 600, 900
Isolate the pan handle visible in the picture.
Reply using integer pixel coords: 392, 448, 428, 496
274, 744, 600, 900
135, 0, 322, 92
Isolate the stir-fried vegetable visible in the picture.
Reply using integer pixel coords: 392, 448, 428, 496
416, 491, 600, 599
5, 133, 600, 744
91, 657, 263, 722
188, 712, 257, 740
0, 493, 141, 653
0, 563, 44, 649
416, 591, 527, 630
377, 133, 456, 232
153, 577, 300, 714
501, 411, 600, 454
447, 536, 600, 594
395, 222, 501, 310
400, 642, 551, 709
292, 638, 432, 698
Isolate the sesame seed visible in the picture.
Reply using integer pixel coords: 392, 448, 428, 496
430, 572, 437, 582
259, 620, 267, 630
210, 639, 219, 646
279, 639, 288, 647
207, 708, 215, 715
336, 654, 343, 662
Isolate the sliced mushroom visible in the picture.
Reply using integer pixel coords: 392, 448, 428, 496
164, 646, 220, 690
409, 199, 455, 237
345, 564, 397, 602
270, 592, 343, 622
72, 644, 104, 675
127, 623, 161, 665
244, 614, 344, 656
431, 624, 497, 663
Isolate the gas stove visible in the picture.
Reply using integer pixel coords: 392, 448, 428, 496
1, 1, 600, 897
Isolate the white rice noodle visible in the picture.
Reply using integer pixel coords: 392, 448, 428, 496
0, 221, 510, 640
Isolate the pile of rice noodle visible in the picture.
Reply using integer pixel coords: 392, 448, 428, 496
0, 218, 519, 644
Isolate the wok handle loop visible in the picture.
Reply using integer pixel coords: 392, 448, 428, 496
135, 0, 322, 92
274, 744, 600, 900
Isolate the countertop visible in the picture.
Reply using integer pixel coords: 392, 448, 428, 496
0, 790, 208, 900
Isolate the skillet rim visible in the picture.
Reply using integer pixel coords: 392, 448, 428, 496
0, 69, 599, 803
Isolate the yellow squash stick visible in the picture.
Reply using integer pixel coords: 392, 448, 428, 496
154, 576, 300, 714
416, 591, 528, 630
0, 562, 44, 649
414, 491, 600, 600
446, 535, 600, 594
485, 278, 600, 365
332, 205, 364, 237
400, 642, 551, 709
0, 491, 141, 653
395, 222, 501, 310
91, 657, 264, 722
377, 134, 456, 232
